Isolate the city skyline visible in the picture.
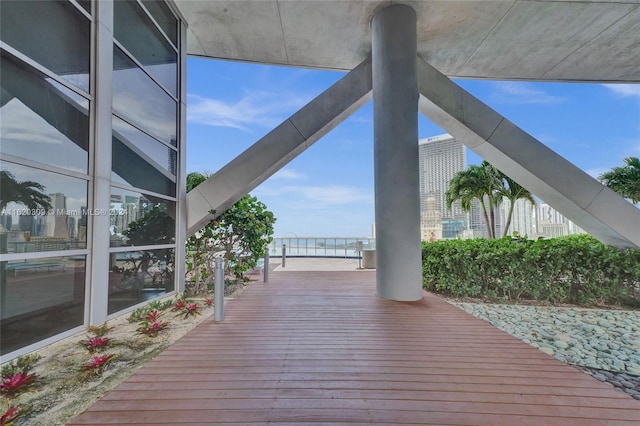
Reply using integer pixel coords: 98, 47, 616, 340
191, 58, 638, 237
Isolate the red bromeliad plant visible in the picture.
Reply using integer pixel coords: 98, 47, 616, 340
82, 354, 118, 376
79, 336, 111, 353
205, 297, 213, 307
145, 310, 162, 322
173, 300, 186, 311
0, 401, 28, 426
176, 303, 201, 319
137, 321, 169, 337
0, 373, 35, 395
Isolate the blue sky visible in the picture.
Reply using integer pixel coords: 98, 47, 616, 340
186, 57, 640, 237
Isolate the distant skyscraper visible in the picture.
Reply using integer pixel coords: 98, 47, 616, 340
534, 203, 585, 238
420, 196, 442, 241
418, 134, 467, 225
501, 198, 535, 237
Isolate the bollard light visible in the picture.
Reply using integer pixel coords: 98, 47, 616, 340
264, 249, 269, 283
214, 257, 224, 321
282, 244, 286, 268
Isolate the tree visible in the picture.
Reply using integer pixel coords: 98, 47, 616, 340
498, 174, 536, 238
0, 170, 52, 213
445, 162, 502, 238
185, 172, 275, 292
599, 157, 640, 205
445, 161, 535, 238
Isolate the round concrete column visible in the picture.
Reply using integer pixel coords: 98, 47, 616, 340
372, 4, 423, 301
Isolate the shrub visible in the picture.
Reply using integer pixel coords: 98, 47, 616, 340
422, 235, 640, 307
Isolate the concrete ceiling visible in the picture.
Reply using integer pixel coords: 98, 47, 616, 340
174, 0, 640, 82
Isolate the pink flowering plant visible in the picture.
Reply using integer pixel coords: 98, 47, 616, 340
0, 354, 40, 396
0, 373, 35, 396
0, 400, 28, 426
79, 336, 111, 353
137, 321, 169, 337
144, 310, 162, 322
81, 354, 118, 378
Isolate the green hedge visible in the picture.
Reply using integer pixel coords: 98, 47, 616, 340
422, 234, 640, 307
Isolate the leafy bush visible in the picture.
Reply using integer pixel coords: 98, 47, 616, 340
422, 235, 640, 307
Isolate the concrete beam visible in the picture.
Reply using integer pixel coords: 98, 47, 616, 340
417, 58, 640, 249
186, 58, 373, 236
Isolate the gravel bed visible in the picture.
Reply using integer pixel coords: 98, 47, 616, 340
451, 302, 640, 400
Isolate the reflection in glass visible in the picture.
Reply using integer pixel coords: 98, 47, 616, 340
141, 0, 178, 46
0, 0, 90, 92
77, 0, 91, 15
113, 46, 177, 146
112, 116, 178, 198
0, 52, 90, 173
109, 187, 175, 247
114, 0, 177, 95
108, 248, 174, 314
0, 255, 86, 355
0, 162, 88, 253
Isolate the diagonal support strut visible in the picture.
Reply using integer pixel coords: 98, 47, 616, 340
416, 58, 640, 248
186, 57, 372, 236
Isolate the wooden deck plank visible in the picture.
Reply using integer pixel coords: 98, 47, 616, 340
69, 271, 640, 425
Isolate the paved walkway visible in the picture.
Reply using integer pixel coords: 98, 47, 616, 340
69, 271, 640, 425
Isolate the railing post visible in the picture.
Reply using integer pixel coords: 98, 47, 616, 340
263, 248, 269, 283
214, 257, 224, 321
281, 244, 286, 268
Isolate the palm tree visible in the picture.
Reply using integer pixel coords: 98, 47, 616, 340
446, 161, 535, 238
599, 157, 640, 205
0, 170, 52, 213
498, 174, 535, 237
445, 162, 502, 238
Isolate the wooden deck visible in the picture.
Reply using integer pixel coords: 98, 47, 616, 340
69, 270, 640, 425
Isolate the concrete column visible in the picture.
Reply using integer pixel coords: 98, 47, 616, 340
90, 0, 114, 325
372, 5, 422, 301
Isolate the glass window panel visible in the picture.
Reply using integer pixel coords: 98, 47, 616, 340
114, 0, 177, 95
0, 52, 89, 174
0, 162, 88, 253
0, 0, 90, 92
109, 187, 175, 248
77, 0, 91, 15
107, 248, 174, 314
111, 116, 177, 196
113, 46, 177, 147
142, 0, 177, 46
1, 255, 86, 355
113, 116, 177, 177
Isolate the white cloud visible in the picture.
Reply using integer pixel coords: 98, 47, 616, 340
271, 169, 307, 181
602, 84, 640, 98
492, 82, 566, 104
187, 90, 310, 131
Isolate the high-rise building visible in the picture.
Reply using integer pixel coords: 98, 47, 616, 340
534, 203, 585, 238
501, 198, 535, 237
418, 134, 467, 234
420, 196, 442, 241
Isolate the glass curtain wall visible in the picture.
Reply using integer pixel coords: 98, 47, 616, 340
0, 0, 183, 358
108, 0, 179, 315
0, 0, 92, 355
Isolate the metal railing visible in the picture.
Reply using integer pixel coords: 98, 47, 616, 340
268, 237, 375, 258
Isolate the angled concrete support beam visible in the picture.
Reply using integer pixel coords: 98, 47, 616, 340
417, 58, 640, 248
187, 58, 372, 236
